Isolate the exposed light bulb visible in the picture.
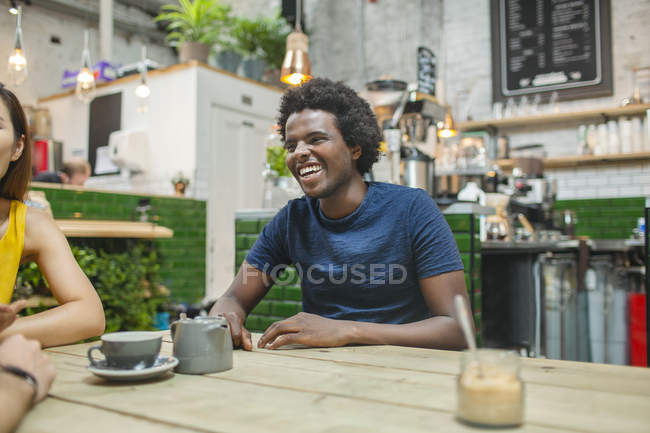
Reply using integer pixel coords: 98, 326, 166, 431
437, 128, 457, 139
9, 7, 18, 14
76, 30, 96, 103
8, 6, 27, 86
283, 72, 308, 86
76, 66, 96, 103
135, 45, 150, 113
135, 83, 150, 99
8, 48, 27, 85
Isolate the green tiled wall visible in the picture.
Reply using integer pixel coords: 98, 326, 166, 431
31, 186, 206, 303
445, 214, 482, 343
235, 213, 481, 339
235, 217, 302, 332
554, 197, 644, 239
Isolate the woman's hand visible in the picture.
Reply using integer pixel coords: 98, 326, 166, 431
258, 312, 354, 349
0, 300, 26, 333
0, 334, 56, 402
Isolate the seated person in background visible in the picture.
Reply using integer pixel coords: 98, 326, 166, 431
210, 78, 472, 351
0, 304, 56, 433
32, 157, 91, 186
0, 83, 105, 347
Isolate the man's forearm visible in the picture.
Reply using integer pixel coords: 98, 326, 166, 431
0, 372, 34, 433
346, 316, 467, 350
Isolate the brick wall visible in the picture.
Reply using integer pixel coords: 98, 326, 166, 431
31, 185, 206, 303
554, 196, 645, 239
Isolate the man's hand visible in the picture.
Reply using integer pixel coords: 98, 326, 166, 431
258, 312, 353, 349
0, 334, 56, 402
209, 297, 252, 351
0, 300, 26, 333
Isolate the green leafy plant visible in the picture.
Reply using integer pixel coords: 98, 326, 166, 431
230, 14, 290, 65
14, 244, 169, 334
266, 145, 291, 178
155, 0, 233, 47
258, 14, 291, 70
230, 16, 267, 58
171, 171, 190, 186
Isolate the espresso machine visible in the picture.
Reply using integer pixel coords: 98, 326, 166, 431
363, 80, 447, 195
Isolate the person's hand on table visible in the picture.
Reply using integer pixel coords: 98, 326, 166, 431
0, 300, 26, 333
0, 334, 56, 402
258, 312, 351, 349
209, 297, 253, 351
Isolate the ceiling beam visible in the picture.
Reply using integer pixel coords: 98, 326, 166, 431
29, 0, 167, 43
115, 0, 166, 17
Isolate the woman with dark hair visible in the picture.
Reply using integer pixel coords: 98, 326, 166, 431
0, 83, 105, 347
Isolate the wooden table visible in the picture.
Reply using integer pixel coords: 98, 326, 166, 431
19, 332, 650, 433
55, 219, 173, 238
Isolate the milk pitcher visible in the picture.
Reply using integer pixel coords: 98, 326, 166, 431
171, 315, 233, 374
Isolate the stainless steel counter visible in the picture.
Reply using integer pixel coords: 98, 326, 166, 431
483, 238, 643, 253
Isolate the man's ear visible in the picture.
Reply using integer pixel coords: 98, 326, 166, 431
10, 134, 25, 162
351, 144, 362, 161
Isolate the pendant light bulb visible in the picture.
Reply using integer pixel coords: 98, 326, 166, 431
135, 46, 150, 99
135, 45, 150, 113
437, 109, 457, 138
76, 30, 96, 104
7, 6, 27, 86
135, 82, 150, 99
280, 0, 311, 86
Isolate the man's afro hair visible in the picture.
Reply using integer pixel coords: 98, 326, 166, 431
277, 78, 381, 175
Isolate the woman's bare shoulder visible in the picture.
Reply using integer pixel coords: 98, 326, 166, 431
24, 206, 63, 255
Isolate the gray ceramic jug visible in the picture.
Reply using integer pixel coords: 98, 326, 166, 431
171, 315, 233, 374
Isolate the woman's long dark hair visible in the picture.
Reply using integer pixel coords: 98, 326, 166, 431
0, 83, 31, 201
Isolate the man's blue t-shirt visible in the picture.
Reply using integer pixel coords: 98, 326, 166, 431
246, 182, 463, 324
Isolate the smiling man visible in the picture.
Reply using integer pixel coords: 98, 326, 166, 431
210, 78, 471, 351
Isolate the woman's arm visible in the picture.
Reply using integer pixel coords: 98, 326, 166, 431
0, 208, 105, 347
258, 270, 471, 350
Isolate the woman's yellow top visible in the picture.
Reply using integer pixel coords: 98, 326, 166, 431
0, 201, 26, 304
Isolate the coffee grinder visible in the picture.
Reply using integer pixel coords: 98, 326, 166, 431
363, 80, 446, 195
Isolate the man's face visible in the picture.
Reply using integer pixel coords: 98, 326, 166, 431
68, 171, 89, 186
284, 109, 360, 199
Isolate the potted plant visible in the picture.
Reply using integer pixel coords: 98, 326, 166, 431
258, 14, 291, 85
155, 0, 232, 64
230, 16, 269, 81
171, 172, 190, 196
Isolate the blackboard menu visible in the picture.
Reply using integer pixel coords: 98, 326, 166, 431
417, 47, 436, 96
491, 0, 612, 101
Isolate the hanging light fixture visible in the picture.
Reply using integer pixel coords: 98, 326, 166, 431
135, 46, 150, 99
7, 6, 27, 86
76, 29, 96, 103
135, 46, 150, 113
280, 0, 311, 86
437, 108, 457, 138
9, 1, 18, 15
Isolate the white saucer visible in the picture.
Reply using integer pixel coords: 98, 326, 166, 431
87, 356, 178, 381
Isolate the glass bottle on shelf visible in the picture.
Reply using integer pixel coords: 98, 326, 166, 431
607, 121, 620, 154
576, 125, 589, 155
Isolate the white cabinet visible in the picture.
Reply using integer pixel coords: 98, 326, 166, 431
39, 62, 283, 300
207, 105, 275, 297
